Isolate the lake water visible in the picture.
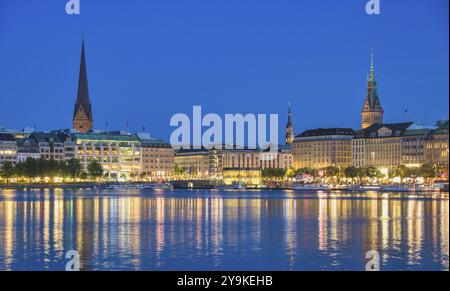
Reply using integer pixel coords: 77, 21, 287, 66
0, 189, 448, 271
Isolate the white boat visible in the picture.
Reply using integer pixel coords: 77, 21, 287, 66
105, 184, 145, 190
380, 184, 441, 192
346, 185, 381, 191
215, 183, 246, 190
105, 183, 173, 190
292, 184, 333, 191
144, 183, 174, 190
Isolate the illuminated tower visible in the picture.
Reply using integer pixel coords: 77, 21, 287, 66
73, 39, 94, 133
361, 49, 383, 129
285, 103, 294, 144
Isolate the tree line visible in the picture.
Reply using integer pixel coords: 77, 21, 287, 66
0, 158, 103, 183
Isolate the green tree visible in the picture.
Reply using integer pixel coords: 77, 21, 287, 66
22, 158, 38, 182
262, 168, 286, 179
324, 166, 340, 178
405, 166, 421, 183
420, 163, 439, 181
174, 164, 186, 176
365, 166, 383, 179
0, 161, 15, 183
79, 171, 88, 180
66, 158, 82, 181
285, 168, 297, 178
296, 167, 315, 176
88, 160, 103, 181
356, 167, 367, 181
344, 166, 358, 180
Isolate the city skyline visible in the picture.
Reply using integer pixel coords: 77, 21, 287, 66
0, 1, 448, 141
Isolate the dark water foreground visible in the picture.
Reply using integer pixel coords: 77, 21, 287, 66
0, 189, 448, 271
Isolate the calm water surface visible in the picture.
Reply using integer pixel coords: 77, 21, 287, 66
0, 189, 448, 271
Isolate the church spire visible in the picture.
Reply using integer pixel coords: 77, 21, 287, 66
73, 37, 94, 133
285, 103, 294, 145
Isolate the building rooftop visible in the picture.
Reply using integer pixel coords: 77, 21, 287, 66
355, 122, 417, 139
296, 128, 355, 138
0, 133, 16, 142
72, 133, 140, 142
141, 138, 172, 148
31, 133, 64, 143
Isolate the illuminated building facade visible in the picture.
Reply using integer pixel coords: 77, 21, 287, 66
210, 147, 292, 179
222, 168, 262, 185
0, 133, 17, 168
352, 121, 449, 169
176, 146, 293, 180
16, 137, 40, 162
73, 132, 141, 181
174, 149, 210, 179
424, 120, 449, 170
292, 128, 355, 169
140, 138, 175, 180
30, 133, 65, 161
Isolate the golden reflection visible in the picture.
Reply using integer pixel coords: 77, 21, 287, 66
0, 190, 448, 270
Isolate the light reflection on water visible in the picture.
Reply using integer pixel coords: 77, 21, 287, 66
0, 189, 448, 271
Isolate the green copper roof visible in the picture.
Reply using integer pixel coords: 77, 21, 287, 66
73, 133, 140, 142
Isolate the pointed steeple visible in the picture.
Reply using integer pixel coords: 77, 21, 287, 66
285, 103, 294, 145
287, 103, 292, 126
73, 38, 94, 132
369, 47, 375, 81
361, 49, 383, 129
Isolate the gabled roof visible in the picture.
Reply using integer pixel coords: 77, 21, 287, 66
16, 138, 38, 148
355, 122, 414, 138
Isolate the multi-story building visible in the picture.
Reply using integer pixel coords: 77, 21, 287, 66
292, 128, 355, 169
73, 132, 142, 181
30, 133, 65, 161
352, 122, 446, 169
16, 137, 40, 162
207, 146, 293, 179
0, 133, 17, 168
424, 120, 449, 169
174, 148, 210, 179
140, 138, 175, 180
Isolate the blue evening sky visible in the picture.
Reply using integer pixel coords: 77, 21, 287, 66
0, 0, 448, 141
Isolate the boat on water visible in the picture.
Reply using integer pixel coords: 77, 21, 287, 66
380, 184, 441, 192
292, 184, 333, 191
215, 183, 246, 190
104, 183, 174, 190
347, 184, 442, 192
